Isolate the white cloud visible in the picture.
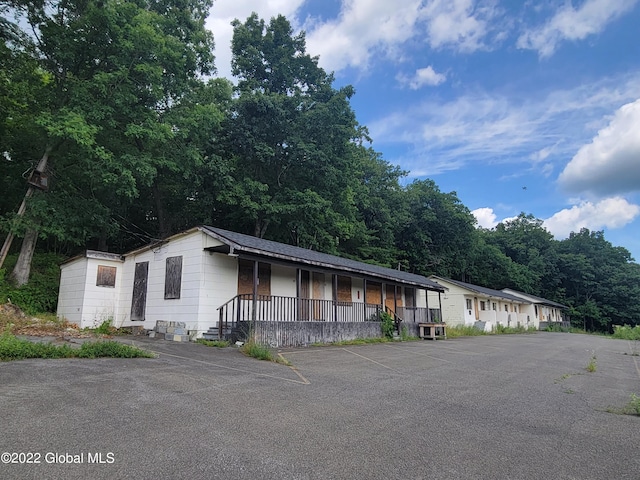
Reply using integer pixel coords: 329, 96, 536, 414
472, 207, 498, 228
369, 73, 640, 177
517, 0, 638, 58
206, 0, 306, 79
303, 0, 498, 74
422, 0, 496, 52
558, 99, 640, 197
397, 66, 446, 89
543, 197, 640, 238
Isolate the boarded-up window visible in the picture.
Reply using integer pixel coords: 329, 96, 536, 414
130, 262, 149, 321
96, 265, 116, 287
237, 260, 271, 296
366, 282, 382, 305
164, 256, 183, 299
337, 276, 352, 302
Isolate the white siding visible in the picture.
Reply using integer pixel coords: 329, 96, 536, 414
57, 256, 123, 329
57, 258, 88, 327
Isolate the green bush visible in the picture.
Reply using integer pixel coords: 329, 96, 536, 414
0, 253, 64, 314
380, 312, 395, 339
611, 325, 640, 341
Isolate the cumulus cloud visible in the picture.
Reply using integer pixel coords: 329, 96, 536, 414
422, 0, 495, 52
472, 207, 498, 228
304, 0, 497, 73
543, 197, 640, 238
558, 99, 640, 197
397, 66, 446, 89
517, 0, 638, 58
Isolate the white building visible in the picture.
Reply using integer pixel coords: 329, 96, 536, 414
57, 226, 445, 345
427, 276, 532, 332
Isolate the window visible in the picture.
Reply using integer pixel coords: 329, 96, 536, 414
492, 302, 497, 311
466, 299, 472, 310
480, 301, 487, 311
131, 262, 149, 321
164, 256, 183, 299
96, 265, 116, 287
505, 305, 508, 312
337, 276, 352, 303
238, 260, 271, 296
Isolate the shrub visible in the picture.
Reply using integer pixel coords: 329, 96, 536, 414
447, 325, 486, 337
380, 312, 395, 339
240, 340, 273, 361
612, 325, 640, 341
0, 253, 64, 314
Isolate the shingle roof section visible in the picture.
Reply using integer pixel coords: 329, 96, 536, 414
201, 226, 444, 291
430, 276, 530, 303
502, 289, 567, 309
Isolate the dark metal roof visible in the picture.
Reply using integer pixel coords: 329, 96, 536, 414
201, 226, 445, 291
501, 289, 568, 309
429, 276, 531, 303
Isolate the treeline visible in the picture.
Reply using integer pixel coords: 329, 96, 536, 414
1, 2, 638, 331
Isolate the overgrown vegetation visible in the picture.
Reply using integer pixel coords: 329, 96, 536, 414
239, 339, 289, 365
195, 338, 230, 348
586, 351, 597, 373
380, 312, 395, 339
0, 332, 154, 361
0, 254, 63, 315
612, 325, 640, 341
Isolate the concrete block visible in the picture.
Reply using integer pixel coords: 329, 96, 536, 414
156, 320, 169, 327
166, 327, 188, 335
156, 326, 167, 334
164, 333, 190, 342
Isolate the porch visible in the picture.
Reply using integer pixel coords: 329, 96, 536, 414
216, 294, 442, 344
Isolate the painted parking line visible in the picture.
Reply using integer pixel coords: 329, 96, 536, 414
149, 350, 310, 385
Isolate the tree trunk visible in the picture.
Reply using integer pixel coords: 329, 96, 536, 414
8, 228, 39, 287
5, 146, 52, 285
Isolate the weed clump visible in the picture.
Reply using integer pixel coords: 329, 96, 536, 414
0, 332, 153, 361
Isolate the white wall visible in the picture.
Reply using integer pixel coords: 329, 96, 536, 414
57, 258, 88, 327
57, 256, 123, 329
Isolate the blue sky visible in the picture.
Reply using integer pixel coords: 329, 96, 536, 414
206, 0, 640, 262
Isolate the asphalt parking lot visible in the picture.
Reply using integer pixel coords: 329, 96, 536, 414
1, 332, 639, 480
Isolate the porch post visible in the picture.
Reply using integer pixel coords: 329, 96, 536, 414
252, 260, 258, 322
426, 288, 430, 322
296, 268, 301, 321
438, 291, 442, 323
332, 274, 338, 322
363, 278, 367, 321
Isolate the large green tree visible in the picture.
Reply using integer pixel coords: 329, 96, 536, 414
219, 13, 366, 252
1, 0, 218, 283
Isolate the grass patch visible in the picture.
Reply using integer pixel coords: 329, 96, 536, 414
607, 394, 640, 416
586, 351, 597, 373
0, 333, 153, 361
239, 341, 290, 365
195, 338, 230, 348
494, 324, 537, 334
446, 325, 487, 338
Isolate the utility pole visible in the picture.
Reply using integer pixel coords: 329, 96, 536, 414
0, 147, 51, 276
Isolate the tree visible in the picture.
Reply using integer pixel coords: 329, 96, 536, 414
219, 13, 366, 252
396, 180, 476, 277
1, 0, 217, 284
